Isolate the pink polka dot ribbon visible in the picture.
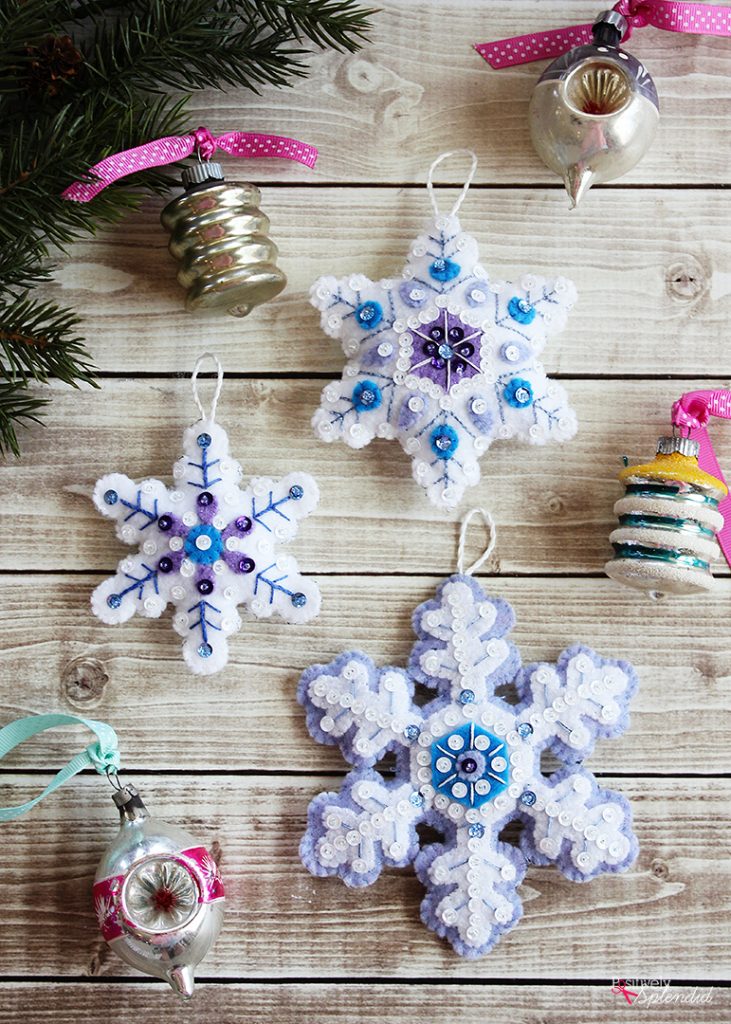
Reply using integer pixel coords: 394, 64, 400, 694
62, 126, 318, 202
475, 0, 731, 69
672, 389, 731, 567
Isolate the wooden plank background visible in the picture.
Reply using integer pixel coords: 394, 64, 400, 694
2, 1, 731, 1020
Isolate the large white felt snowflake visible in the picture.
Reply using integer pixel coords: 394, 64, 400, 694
91, 414, 320, 675
299, 574, 638, 957
310, 210, 578, 508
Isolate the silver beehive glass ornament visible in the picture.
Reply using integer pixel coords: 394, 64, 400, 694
94, 782, 225, 997
160, 161, 286, 317
529, 10, 659, 207
605, 435, 728, 597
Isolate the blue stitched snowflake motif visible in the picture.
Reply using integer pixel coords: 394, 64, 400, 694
91, 416, 320, 675
310, 211, 578, 509
299, 575, 638, 957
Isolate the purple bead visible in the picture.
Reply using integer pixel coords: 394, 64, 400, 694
423, 340, 438, 356
197, 578, 214, 595
158, 515, 173, 532
431, 357, 445, 369
238, 557, 255, 574
429, 326, 444, 341
235, 516, 252, 534
448, 326, 464, 342
158, 557, 173, 573
197, 491, 213, 507
460, 757, 478, 775
453, 359, 466, 375
458, 342, 474, 357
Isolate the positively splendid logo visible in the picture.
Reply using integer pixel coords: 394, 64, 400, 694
610, 978, 714, 1007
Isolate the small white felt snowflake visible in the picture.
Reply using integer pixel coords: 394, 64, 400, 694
310, 155, 578, 509
91, 361, 320, 675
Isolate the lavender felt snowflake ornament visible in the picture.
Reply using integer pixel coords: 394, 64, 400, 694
310, 151, 578, 509
91, 355, 320, 676
299, 512, 638, 957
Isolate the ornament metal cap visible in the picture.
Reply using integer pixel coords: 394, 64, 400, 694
181, 161, 225, 189
593, 10, 629, 36
656, 435, 700, 458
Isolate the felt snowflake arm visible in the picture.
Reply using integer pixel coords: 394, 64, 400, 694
416, 824, 526, 957
408, 577, 520, 702
310, 274, 397, 358
250, 553, 320, 623
298, 653, 423, 768
301, 770, 425, 887
514, 644, 638, 762
91, 551, 167, 624
313, 374, 397, 449
246, 473, 319, 540
518, 769, 638, 882
174, 420, 243, 493
173, 590, 242, 676
93, 474, 170, 547
493, 275, 577, 353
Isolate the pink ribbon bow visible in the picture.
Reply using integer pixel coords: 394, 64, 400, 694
62, 126, 318, 203
475, 0, 731, 69
672, 389, 731, 567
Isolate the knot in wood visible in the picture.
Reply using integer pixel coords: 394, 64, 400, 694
651, 857, 670, 880
665, 256, 708, 303
62, 656, 109, 706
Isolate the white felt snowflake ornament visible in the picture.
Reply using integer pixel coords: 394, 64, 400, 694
310, 151, 578, 509
91, 355, 321, 675
299, 511, 638, 958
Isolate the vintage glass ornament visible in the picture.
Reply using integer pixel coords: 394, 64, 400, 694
528, 10, 659, 207
605, 435, 727, 596
0, 714, 224, 999
94, 782, 224, 997
160, 161, 286, 316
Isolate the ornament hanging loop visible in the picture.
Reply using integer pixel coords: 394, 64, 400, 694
457, 507, 496, 576
427, 150, 479, 220
192, 353, 224, 424
191, 126, 217, 162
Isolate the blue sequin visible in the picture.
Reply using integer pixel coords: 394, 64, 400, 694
459, 689, 476, 704
198, 642, 213, 658
429, 257, 460, 282
410, 791, 425, 807
468, 823, 485, 839
352, 379, 382, 412
107, 594, 122, 609
184, 523, 224, 565
508, 296, 536, 324
355, 301, 383, 330
103, 489, 118, 506
517, 722, 534, 738
503, 378, 534, 408
520, 790, 537, 806
289, 485, 304, 500
292, 592, 307, 608
404, 724, 420, 741
430, 424, 459, 460
197, 432, 212, 448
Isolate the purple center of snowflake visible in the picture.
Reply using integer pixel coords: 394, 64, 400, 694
406, 309, 482, 392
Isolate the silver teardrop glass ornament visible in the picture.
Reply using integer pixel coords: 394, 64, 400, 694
529, 10, 659, 207
93, 785, 225, 998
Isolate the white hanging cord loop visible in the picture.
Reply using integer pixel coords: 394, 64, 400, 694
192, 352, 224, 423
427, 149, 479, 220
456, 507, 497, 576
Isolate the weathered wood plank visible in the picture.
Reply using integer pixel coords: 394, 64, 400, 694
179, 1, 731, 186
1, 575, 729, 773
50, 189, 731, 377
4, 377, 731, 575
0, 982, 727, 1024
0, 776, 727, 979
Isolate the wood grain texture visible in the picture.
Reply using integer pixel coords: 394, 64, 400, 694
180, 1, 731, 186
48, 188, 731, 377
3, 0, 731, 1015
1, 983, 728, 1024
4, 377, 731, 574
0, 775, 728, 980
1, 575, 729, 773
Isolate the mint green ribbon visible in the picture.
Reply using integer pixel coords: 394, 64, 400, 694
0, 714, 121, 822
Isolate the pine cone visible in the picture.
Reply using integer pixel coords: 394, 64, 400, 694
25, 35, 84, 97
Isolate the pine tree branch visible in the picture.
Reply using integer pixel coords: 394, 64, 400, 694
0, 380, 49, 458
234, 0, 376, 51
